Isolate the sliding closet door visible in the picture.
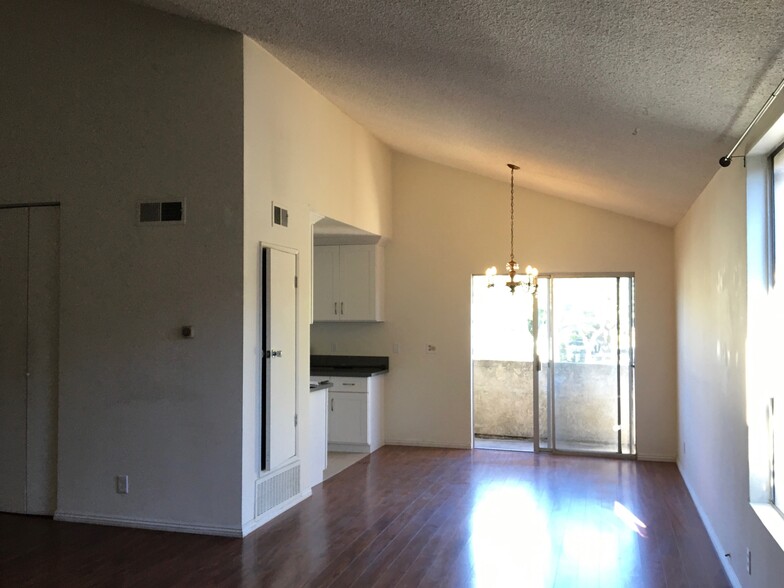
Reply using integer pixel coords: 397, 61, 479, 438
0, 206, 59, 515
0, 208, 31, 513
26, 207, 60, 513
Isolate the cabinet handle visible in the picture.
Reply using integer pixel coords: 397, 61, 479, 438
334, 302, 338, 315
343, 382, 355, 386
340, 302, 344, 315
330, 398, 334, 412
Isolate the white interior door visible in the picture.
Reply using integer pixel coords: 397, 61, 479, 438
263, 246, 297, 471
0, 206, 59, 514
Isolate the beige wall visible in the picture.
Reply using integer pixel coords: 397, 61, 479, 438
675, 165, 751, 585
675, 98, 784, 585
313, 153, 677, 459
242, 38, 392, 525
0, 0, 246, 531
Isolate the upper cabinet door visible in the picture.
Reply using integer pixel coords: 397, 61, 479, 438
313, 244, 383, 322
338, 245, 375, 321
313, 245, 340, 322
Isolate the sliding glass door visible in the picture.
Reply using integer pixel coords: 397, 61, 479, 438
471, 273, 635, 457
471, 275, 536, 451
539, 275, 635, 456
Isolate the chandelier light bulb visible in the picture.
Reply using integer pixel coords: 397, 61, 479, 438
485, 266, 497, 288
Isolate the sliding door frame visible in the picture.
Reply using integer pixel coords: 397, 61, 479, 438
535, 272, 636, 459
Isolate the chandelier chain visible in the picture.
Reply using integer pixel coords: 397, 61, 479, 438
510, 165, 514, 260
485, 162, 537, 295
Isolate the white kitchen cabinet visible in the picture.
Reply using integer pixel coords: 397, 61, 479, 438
308, 386, 329, 488
313, 245, 339, 322
328, 392, 367, 445
313, 244, 383, 322
327, 376, 384, 453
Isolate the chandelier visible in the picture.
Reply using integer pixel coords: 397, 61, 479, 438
485, 163, 538, 294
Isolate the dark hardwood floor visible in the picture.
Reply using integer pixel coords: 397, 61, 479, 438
1, 446, 729, 587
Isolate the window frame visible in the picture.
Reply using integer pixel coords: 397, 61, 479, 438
768, 141, 784, 511
747, 113, 784, 551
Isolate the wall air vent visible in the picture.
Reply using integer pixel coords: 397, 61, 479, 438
272, 202, 289, 227
138, 201, 185, 224
256, 464, 300, 516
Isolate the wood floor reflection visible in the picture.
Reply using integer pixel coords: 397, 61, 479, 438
1, 446, 729, 587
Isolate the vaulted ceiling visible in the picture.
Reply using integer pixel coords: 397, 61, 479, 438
135, 0, 784, 226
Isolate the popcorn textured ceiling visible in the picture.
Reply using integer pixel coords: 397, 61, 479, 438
135, 0, 784, 225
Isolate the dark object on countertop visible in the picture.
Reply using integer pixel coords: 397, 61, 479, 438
311, 355, 389, 377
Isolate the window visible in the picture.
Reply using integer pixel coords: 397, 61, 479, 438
770, 142, 784, 510
748, 125, 784, 550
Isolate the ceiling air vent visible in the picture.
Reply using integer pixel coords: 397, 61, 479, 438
272, 202, 289, 227
138, 201, 185, 225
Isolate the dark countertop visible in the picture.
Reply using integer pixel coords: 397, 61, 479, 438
310, 367, 389, 377
311, 355, 389, 378
309, 381, 332, 392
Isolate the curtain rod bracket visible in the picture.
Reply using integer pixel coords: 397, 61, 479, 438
719, 155, 746, 168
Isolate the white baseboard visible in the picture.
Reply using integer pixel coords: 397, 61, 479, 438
637, 453, 677, 462
242, 489, 311, 537
677, 461, 741, 588
54, 511, 243, 538
384, 439, 472, 450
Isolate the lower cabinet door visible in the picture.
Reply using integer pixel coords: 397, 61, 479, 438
328, 392, 368, 444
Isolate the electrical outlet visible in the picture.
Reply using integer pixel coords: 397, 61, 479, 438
682, 441, 686, 455
746, 548, 751, 575
392, 343, 400, 354
426, 344, 437, 354
116, 475, 129, 494
330, 342, 337, 352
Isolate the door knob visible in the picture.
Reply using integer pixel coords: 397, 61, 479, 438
271, 350, 283, 358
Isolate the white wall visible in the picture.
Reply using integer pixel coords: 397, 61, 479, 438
0, 0, 246, 532
676, 100, 784, 585
242, 38, 392, 525
313, 153, 677, 459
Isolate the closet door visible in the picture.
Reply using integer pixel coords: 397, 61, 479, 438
0, 208, 30, 513
0, 206, 59, 515
262, 246, 297, 471
26, 207, 59, 514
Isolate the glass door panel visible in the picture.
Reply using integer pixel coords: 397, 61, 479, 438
471, 275, 536, 451
551, 277, 624, 454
